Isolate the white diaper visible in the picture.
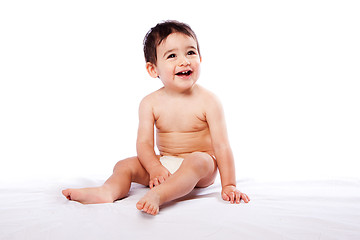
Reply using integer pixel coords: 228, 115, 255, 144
159, 156, 184, 174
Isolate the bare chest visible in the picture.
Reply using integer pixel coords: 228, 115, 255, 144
154, 102, 208, 133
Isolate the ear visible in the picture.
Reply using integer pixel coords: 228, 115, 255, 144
200, 56, 202, 63
146, 62, 159, 78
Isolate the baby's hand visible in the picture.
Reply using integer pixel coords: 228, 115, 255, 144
149, 164, 171, 189
222, 185, 250, 204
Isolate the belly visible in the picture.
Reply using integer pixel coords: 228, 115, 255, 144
156, 128, 214, 157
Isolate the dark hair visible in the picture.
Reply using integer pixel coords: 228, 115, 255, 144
143, 20, 201, 65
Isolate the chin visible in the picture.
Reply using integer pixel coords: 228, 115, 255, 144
179, 82, 197, 92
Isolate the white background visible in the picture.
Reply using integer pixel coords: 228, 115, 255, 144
1, 0, 359, 183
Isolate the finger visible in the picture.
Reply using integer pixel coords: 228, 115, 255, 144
158, 176, 165, 184
149, 180, 154, 189
240, 193, 247, 203
235, 191, 241, 204
242, 193, 250, 203
222, 192, 230, 201
230, 192, 235, 204
153, 178, 159, 187
163, 173, 170, 180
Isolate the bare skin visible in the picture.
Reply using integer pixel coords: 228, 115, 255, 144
136, 152, 218, 215
62, 32, 250, 215
62, 86, 250, 213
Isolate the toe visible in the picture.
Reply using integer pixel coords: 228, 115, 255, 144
62, 189, 71, 200
151, 207, 159, 215
147, 205, 154, 214
143, 202, 150, 212
136, 200, 145, 210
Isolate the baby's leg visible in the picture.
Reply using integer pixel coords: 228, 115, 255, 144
136, 152, 217, 215
62, 156, 149, 204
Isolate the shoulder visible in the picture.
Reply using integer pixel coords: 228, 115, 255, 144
197, 85, 223, 110
139, 88, 164, 109
194, 85, 225, 123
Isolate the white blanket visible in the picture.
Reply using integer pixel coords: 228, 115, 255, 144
1, 178, 359, 240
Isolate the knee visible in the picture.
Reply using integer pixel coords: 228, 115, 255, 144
113, 158, 135, 173
184, 152, 215, 176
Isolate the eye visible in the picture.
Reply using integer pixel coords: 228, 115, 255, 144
167, 53, 176, 59
187, 50, 196, 55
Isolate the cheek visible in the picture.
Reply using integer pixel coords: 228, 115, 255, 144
192, 58, 201, 67
161, 62, 174, 72
157, 63, 172, 76
193, 61, 201, 73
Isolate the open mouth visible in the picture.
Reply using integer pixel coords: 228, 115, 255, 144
175, 70, 193, 76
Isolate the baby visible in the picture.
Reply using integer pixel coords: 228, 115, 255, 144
62, 20, 250, 215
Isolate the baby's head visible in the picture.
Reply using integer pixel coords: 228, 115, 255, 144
143, 20, 200, 66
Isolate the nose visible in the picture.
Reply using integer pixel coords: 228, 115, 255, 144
179, 56, 190, 66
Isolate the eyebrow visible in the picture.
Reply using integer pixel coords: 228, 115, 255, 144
163, 48, 177, 58
162, 46, 197, 58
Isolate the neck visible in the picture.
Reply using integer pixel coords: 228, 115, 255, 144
163, 84, 198, 97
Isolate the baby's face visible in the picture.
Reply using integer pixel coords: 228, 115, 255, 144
154, 32, 201, 93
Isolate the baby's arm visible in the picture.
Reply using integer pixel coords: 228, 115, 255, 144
136, 96, 171, 188
205, 93, 250, 204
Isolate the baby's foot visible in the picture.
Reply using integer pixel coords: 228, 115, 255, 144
62, 186, 114, 204
136, 189, 161, 215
